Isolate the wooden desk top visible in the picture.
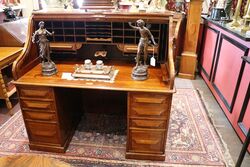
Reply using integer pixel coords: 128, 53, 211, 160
0, 47, 23, 67
15, 63, 174, 93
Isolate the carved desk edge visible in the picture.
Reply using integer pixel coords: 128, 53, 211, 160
12, 11, 184, 90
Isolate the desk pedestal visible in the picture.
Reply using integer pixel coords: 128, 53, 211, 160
17, 85, 172, 161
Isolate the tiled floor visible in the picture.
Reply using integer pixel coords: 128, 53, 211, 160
0, 76, 249, 166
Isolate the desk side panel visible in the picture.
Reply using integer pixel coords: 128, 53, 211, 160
126, 92, 173, 161
17, 85, 82, 153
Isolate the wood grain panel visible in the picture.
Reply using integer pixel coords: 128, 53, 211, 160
19, 86, 53, 99
26, 122, 60, 144
133, 97, 166, 104
128, 129, 165, 154
131, 93, 169, 103
0, 155, 71, 167
129, 92, 170, 117
130, 104, 168, 117
15, 64, 173, 93
23, 111, 57, 122
130, 119, 166, 129
20, 100, 55, 111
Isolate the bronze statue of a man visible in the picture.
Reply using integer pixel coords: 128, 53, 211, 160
129, 20, 157, 69
32, 21, 57, 76
129, 19, 157, 80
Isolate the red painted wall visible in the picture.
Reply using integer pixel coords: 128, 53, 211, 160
200, 19, 250, 151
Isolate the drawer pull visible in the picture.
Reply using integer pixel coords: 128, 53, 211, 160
25, 102, 51, 109
21, 91, 48, 97
25, 112, 55, 121
132, 120, 164, 128
133, 139, 160, 145
132, 107, 166, 116
134, 97, 166, 104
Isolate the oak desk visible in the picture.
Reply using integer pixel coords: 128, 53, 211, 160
14, 63, 174, 160
13, 10, 183, 161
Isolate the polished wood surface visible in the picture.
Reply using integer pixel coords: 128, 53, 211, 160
126, 92, 171, 160
0, 47, 23, 64
0, 155, 71, 167
12, 10, 183, 85
17, 85, 82, 153
0, 47, 22, 110
15, 63, 173, 93
0, 19, 27, 111
12, 11, 183, 161
179, 0, 202, 79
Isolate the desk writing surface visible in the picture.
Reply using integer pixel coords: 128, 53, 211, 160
15, 63, 172, 93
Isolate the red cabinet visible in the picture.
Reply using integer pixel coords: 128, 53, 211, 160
200, 19, 250, 151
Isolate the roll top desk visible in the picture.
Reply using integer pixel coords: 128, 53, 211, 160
13, 10, 183, 161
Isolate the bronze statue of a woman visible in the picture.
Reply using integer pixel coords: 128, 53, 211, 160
32, 21, 57, 76
129, 19, 158, 80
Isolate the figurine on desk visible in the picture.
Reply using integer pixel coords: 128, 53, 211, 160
32, 21, 57, 76
129, 19, 157, 80
3, 7, 19, 22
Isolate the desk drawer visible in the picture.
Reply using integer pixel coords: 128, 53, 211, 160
20, 99, 55, 112
130, 104, 169, 117
18, 86, 53, 99
131, 93, 169, 104
128, 129, 165, 154
26, 121, 60, 144
23, 111, 57, 122
130, 119, 167, 129
129, 92, 171, 118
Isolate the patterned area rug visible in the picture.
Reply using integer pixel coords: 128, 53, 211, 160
0, 89, 228, 166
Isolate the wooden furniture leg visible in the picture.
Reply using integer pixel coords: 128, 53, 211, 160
0, 71, 12, 111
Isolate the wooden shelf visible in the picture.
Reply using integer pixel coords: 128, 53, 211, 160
35, 20, 162, 46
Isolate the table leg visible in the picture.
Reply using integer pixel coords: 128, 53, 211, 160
0, 71, 12, 111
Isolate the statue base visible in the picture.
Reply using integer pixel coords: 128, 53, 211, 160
42, 61, 57, 76
131, 65, 148, 81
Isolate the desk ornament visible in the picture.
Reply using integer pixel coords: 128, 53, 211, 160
72, 59, 116, 81
228, 0, 242, 27
241, 2, 250, 33
32, 21, 57, 76
129, 19, 158, 81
